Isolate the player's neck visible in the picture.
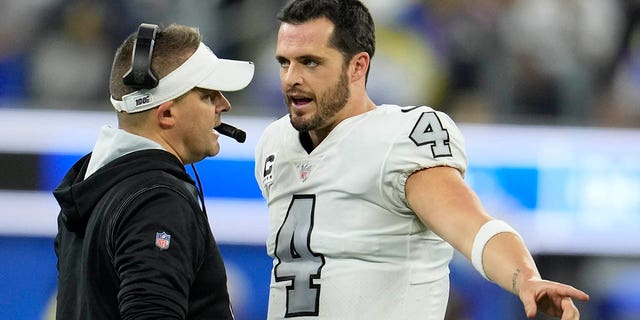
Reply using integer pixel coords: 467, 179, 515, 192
307, 96, 376, 148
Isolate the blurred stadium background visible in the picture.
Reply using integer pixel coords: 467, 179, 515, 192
1, 0, 639, 319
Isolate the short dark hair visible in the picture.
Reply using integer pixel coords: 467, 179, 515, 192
278, 0, 375, 75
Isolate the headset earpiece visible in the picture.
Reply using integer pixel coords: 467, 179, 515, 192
122, 23, 160, 89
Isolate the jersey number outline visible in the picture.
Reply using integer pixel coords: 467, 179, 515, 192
274, 194, 325, 317
409, 111, 453, 157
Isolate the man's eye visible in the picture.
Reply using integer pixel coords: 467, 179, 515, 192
277, 58, 289, 68
303, 60, 318, 67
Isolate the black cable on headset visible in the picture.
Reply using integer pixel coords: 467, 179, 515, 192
190, 163, 208, 217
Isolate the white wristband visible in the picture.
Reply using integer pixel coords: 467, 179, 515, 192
471, 219, 520, 280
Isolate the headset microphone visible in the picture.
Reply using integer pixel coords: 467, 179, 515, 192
215, 122, 246, 143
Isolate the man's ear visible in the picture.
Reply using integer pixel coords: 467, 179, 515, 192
156, 101, 176, 129
350, 52, 370, 83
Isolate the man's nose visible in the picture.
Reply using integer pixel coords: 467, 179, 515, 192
282, 64, 303, 87
216, 94, 231, 112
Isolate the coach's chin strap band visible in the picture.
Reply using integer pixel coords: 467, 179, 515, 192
471, 220, 522, 280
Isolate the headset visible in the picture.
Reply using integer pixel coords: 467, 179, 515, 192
123, 23, 246, 143
123, 23, 159, 89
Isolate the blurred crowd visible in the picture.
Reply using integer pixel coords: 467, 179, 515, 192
0, 0, 639, 127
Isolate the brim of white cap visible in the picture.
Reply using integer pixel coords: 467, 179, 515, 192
196, 58, 255, 92
112, 42, 255, 113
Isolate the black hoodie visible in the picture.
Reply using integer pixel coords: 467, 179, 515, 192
53, 149, 234, 319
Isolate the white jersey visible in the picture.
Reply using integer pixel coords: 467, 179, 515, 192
255, 105, 468, 320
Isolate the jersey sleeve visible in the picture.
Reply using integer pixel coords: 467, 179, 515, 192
111, 187, 206, 318
381, 108, 468, 215
254, 125, 273, 200
254, 116, 289, 201
254, 125, 269, 200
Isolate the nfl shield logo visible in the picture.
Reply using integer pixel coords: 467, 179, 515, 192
155, 232, 171, 250
300, 162, 312, 182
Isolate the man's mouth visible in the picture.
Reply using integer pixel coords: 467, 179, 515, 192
290, 96, 313, 107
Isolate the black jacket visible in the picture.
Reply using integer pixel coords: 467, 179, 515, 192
54, 149, 234, 319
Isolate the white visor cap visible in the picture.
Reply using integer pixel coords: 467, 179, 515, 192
111, 42, 255, 113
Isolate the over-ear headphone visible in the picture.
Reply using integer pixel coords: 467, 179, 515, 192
122, 23, 160, 89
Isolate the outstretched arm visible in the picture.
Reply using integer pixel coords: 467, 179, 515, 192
405, 166, 589, 319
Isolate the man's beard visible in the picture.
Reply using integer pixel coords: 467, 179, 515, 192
287, 70, 350, 132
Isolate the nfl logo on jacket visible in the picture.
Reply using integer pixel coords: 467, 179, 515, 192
155, 232, 171, 250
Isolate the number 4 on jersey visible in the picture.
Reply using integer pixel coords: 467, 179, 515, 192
409, 111, 452, 158
274, 194, 325, 317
